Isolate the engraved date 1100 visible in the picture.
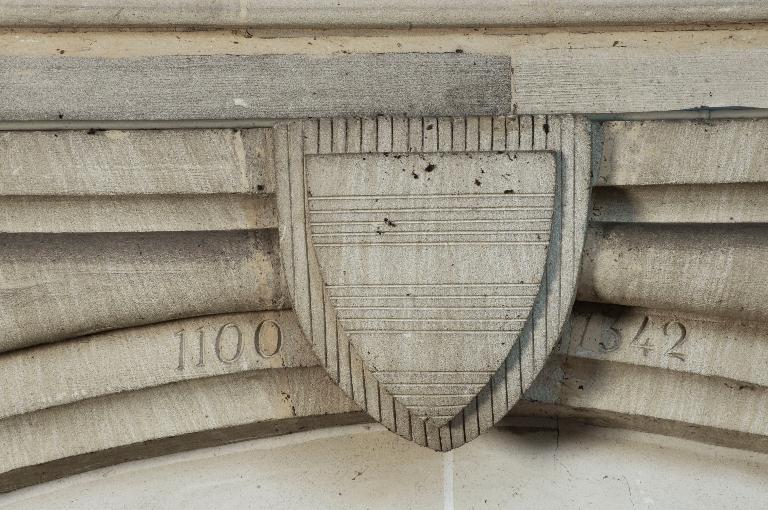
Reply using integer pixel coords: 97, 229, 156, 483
176, 320, 282, 370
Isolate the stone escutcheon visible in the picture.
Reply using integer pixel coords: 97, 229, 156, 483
275, 116, 592, 450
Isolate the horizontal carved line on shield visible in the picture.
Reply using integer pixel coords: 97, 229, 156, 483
309, 218, 552, 226
375, 370, 496, 373
406, 405, 465, 414
309, 206, 551, 213
310, 203, 553, 214
392, 394, 480, 399
376, 374, 494, 384
331, 295, 536, 300
312, 230, 551, 236
330, 298, 538, 306
346, 329, 523, 333
339, 312, 529, 321
397, 396, 476, 405
386, 384, 488, 391
377, 376, 494, 386
314, 241, 549, 246
406, 405, 467, 409
335, 306, 531, 311
308, 193, 555, 200
341, 317, 526, 322
383, 383, 490, 391
308, 210, 552, 222
326, 283, 541, 298
326, 283, 539, 287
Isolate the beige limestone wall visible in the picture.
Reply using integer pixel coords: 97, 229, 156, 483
2, 423, 767, 510
1, 9, 768, 500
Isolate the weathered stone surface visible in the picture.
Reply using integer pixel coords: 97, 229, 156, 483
1, 20, 768, 496
0, 128, 275, 233
569, 304, 768, 390
591, 183, 768, 224
276, 115, 592, 449
0, 129, 264, 195
2, 0, 767, 28
0, 54, 511, 121
2, 325, 768, 493
513, 50, 768, 114
527, 356, 768, 445
578, 223, 768, 322
0, 311, 316, 420
3, 424, 768, 510
306, 151, 554, 425
596, 120, 768, 185
0, 230, 287, 352
0, 368, 364, 493
0, 194, 276, 233
1, 30, 766, 116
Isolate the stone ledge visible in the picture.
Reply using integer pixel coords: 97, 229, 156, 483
1, 1, 767, 28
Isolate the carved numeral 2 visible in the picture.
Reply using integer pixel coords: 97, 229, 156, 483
662, 321, 688, 361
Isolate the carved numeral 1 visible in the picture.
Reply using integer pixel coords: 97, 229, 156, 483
176, 327, 205, 370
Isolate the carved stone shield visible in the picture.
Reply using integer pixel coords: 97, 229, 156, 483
275, 116, 592, 450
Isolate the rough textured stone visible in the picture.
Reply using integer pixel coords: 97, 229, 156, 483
1, 1, 767, 28
0, 230, 287, 351
513, 49, 768, 114
2, 18, 768, 497
275, 115, 592, 449
0, 129, 259, 195
0, 54, 511, 121
0, 311, 316, 420
0, 194, 276, 233
0, 368, 364, 493
591, 183, 768, 224
578, 223, 768, 322
596, 120, 768, 185
3, 424, 768, 509
569, 304, 768, 389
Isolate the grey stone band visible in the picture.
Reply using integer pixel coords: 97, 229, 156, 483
1, 0, 767, 28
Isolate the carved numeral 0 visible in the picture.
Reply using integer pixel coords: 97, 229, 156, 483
255, 320, 282, 358
214, 323, 243, 364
